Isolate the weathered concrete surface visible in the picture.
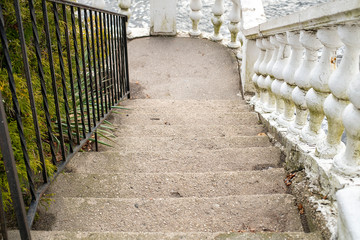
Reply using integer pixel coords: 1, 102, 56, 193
8, 231, 322, 240
32, 37, 312, 239
33, 195, 302, 232
47, 169, 287, 198
128, 37, 240, 100
66, 147, 282, 174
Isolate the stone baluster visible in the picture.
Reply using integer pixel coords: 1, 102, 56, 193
334, 54, 360, 174
251, 39, 265, 106
257, 38, 273, 110
189, 0, 203, 37
263, 36, 278, 113
289, 31, 322, 134
270, 33, 290, 119
316, 25, 360, 159
119, 0, 132, 34
278, 31, 303, 127
301, 28, 342, 145
227, 0, 241, 49
211, 0, 224, 41
92, 0, 105, 9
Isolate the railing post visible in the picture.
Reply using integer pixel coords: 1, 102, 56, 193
119, 0, 132, 34
189, 0, 202, 37
278, 31, 303, 127
270, 33, 289, 120
251, 39, 265, 108
301, 28, 341, 145
210, 0, 224, 41
316, 25, 360, 159
150, 0, 177, 35
289, 30, 321, 134
227, 0, 241, 49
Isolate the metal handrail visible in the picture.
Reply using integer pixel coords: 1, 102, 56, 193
0, 0, 129, 239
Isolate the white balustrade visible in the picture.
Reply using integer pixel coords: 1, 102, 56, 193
251, 39, 265, 106
332, 25, 360, 175
227, 0, 241, 49
119, 0, 132, 34
316, 25, 360, 159
289, 31, 321, 134
211, 0, 224, 41
263, 36, 277, 113
301, 28, 342, 145
189, 0, 203, 37
257, 38, 272, 110
278, 31, 303, 127
270, 34, 289, 119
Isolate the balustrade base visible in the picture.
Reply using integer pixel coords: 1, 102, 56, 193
189, 30, 202, 37
315, 140, 346, 160
333, 153, 360, 177
300, 126, 325, 146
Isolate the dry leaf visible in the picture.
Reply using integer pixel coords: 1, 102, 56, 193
257, 132, 267, 136
298, 203, 304, 215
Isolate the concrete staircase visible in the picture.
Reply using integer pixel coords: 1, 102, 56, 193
27, 99, 321, 239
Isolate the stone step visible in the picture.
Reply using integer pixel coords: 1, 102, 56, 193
67, 147, 282, 174
33, 195, 303, 233
119, 99, 249, 110
48, 169, 286, 198
113, 124, 266, 138
109, 112, 259, 126
99, 136, 271, 152
9, 231, 322, 240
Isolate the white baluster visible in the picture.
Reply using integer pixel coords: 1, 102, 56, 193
316, 25, 360, 159
92, 0, 105, 9
270, 33, 289, 119
211, 0, 224, 41
189, 0, 203, 37
251, 38, 265, 106
332, 26, 360, 174
257, 38, 272, 110
227, 0, 241, 49
289, 31, 321, 134
119, 0, 132, 34
278, 31, 303, 127
301, 28, 342, 145
263, 36, 278, 113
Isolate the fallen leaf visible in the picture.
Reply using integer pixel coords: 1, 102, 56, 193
257, 132, 267, 136
298, 203, 304, 215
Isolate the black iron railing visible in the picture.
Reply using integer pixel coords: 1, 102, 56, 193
0, 0, 129, 239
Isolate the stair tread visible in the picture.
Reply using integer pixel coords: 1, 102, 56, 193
98, 136, 272, 152
109, 112, 259, 126
33, 194, 303, 233
48, 168, 286, 198
9, 231, 322, 240
112, 124, 266, 137
67, 147, 282, 173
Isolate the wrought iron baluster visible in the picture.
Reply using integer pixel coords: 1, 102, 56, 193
15, 0, 48, 184
71, 6, 87, 138
42, 0, 67, 161
100, 13, 109, 113
78, 7, 92, 132
107, 14, 115, 106
90, 10, 100, 122
53, 2, 74, 153
0, 5, 32, 239
122, 17, 130, 97
63, 4, 80, 145
28, 0, 57, 166
95, 11, 105, 117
